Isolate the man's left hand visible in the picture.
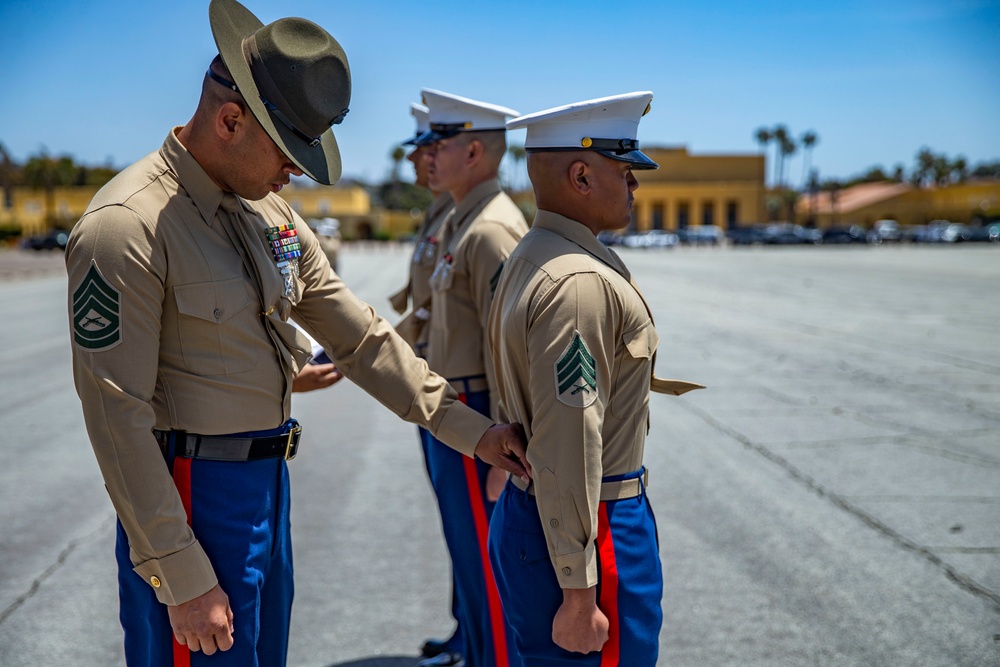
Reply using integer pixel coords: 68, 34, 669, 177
474, 424, 531, 482
292, 363, 344, 393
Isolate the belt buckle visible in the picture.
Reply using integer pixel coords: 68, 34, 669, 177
284, 423, 302, 461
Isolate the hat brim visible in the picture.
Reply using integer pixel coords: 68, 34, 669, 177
209, 0, 342, 186
413, 128, 461, 145
597, 149, 659, 170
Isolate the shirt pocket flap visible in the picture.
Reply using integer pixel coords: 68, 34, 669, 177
174, 278, 251, 324
622, 321, 659, 359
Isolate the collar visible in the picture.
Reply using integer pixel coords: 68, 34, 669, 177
427, 191, 454, 221
450, 178, 501, 227
160, 127, 230, 226
531, 210, 631, 280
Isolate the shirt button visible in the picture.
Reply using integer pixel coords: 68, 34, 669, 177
213, 308, 223, 320
150, 576, 161, 588
549, 519, 559, 528
561, 567, 572, 576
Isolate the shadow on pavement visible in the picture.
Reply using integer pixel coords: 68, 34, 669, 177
324, 657, 419, 667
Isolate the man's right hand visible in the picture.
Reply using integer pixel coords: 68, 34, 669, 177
552, 587, 608, 654
167, 584, 235, 655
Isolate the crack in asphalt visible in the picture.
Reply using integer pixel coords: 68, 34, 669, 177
0, 515, 115, 627
683, 401, 1000, 612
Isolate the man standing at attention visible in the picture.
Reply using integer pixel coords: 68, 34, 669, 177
488, 93, 703, 666
416, 89, 529, 667
388, 102, 464, 665
64, 2, 528, 665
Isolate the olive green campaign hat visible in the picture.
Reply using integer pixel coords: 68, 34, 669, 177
209, 0, 351, 185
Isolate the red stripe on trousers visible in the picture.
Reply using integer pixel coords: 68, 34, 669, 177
597, 502, 620, 667
172, 457, 193, 667
458, 392, 510, 667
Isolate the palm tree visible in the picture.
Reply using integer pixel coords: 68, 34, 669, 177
772, 125, 790, 186
754, 127, 771, 185
389, 145, 406, 184
22, 149, 77, 224
951, 156, 968, 184
912, 147, 935, 187
799, 131, 818, 189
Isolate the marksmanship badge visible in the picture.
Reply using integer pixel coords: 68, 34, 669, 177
72, 262, 121, 350
555, 331, 597, 407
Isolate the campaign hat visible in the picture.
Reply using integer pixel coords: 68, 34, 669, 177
210, 0, 351, 184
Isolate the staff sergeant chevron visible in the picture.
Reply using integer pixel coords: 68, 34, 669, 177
555, 331, 598, 408
73, 262, 122, 351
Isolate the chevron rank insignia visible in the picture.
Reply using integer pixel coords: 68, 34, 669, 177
555, 331, 598, 407
72, 262, 121, 351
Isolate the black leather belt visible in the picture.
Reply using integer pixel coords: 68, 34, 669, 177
154, 421, 301, 462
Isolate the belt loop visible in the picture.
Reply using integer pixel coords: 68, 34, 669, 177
639, 467, 647, 496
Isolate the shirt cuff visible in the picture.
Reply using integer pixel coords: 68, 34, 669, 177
551, 544, 598, 589
132, 541, 218, 606
432, 401, 495, 457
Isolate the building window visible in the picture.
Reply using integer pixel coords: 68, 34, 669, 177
726, 200, 739, 229
25, 200, 42, 214
318, 198, 330, 215
651, 202, 664, 230
702, 200, 715, 227
677, 201, 690, 229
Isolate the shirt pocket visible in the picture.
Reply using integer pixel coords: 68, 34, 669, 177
610, 320, 658, 419
428, 256, 455, 294
173, 278, 255, 376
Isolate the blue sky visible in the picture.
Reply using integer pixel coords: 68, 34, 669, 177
2, 0, 998, 187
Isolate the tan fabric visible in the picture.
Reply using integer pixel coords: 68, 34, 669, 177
389, 192, 453, 354
426, 178, 527, 417
66, 129, 493, 606
489, 209, 665, 588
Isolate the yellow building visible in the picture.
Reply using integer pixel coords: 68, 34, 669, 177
630, 146, 766, 231
1, 181, 378, 238
795, 180, 1000, 228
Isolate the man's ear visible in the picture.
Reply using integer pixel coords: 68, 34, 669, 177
569, 160, 591, 195
216, 101, 245, 141
465, 138, 484, 168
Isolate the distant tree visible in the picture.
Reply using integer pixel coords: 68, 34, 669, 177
771, 125, 789, 186
971, 161, 1000, 179
892, 164, 906, 182
22, 150, 77, 223
798, 131, 818, 189
754, 127, 771, 184
822, 179, 842, 225
376, 181, 432, 212
389, 145, 406, 184
0, 143, 21, 209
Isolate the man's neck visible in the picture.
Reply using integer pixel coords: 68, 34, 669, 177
449, 171, 496, 205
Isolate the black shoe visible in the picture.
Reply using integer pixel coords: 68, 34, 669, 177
417, 652, 464, 667
420, 638, 455, 658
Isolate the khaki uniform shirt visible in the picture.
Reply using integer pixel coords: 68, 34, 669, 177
66, 129, 494, 606
426, 179, 527, 416
489, 210, 672, 589
389, 192, 454, 354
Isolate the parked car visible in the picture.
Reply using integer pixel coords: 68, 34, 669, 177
941, 223, 972, 243
678, 225, 722, 246
821, 225, 867, 244
21, 228, 70, 251
867, 219, 902, 244
727, 225, 765, 245
597, 230, 622, 246
908, 220, 949, 243
967, 222, 1000, 243
762, 223, 820, 245
619, 230, 678, 248
308, 218, 341, 271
